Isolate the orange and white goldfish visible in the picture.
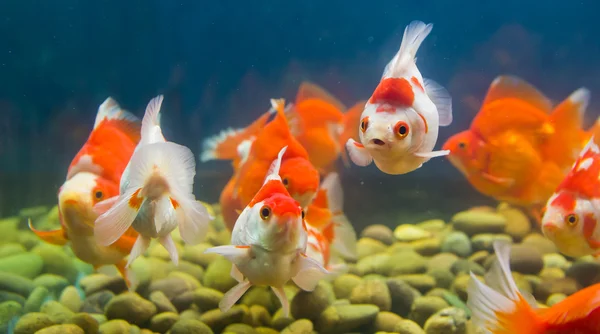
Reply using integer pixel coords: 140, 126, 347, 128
346, 20, 453, 174
339, 100, 368, 167
467, 240, 600, 333
29, 97, 140, 285
94, 95, 212, 267
443, 76, 592, 219
204, 147, 329, 317
304, 173, 357, 274
542, 136, 600, 258
219, 99, 320, 230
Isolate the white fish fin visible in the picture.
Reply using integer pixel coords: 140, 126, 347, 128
325, 262, 348, 279
93, 196, 119, 217
346, 139, 373, 166
236, 138, 255, 166
423, 78, 453, 126
126, 235, 151, 268
321, 173, 344, 213
219, 280, 252, 313
486, 240, 520, 301
383, 20, 433, 78
204, 245, 251, 265
200, 126, 247, 162
414, 150, 449, 158
94, 97, 139, 129
140, 95, 165, 144
154, 195, 176, 234
271, 286, 290, 318
125, 267, 139, 292
264, 146, 288, 184
292, 254, 330, 291
466, 272, 516, 332
330, 214, 358, 261
230, 264, 244, 283
174, 195, 212, 245
94, 188, 141, 247
158, 234, 179, 266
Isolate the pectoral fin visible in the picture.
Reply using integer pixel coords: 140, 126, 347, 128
346, 139, 373, 166
292, 253, 330, 291
28, 219, 68, 246
414, 150, 449, 159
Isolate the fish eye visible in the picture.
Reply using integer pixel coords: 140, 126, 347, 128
360, 117, 369, 133
282, 177, 289, 188
565, 214, 579, 226
301, 210, 305, 219
94, 190, 103, 200
458, 142, 466, 149
260, 205, 271, 221
394, 121, 409, 139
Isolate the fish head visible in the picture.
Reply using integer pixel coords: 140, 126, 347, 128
246, 192, 306, 252
279, 157, 319, 208
542, 191, 598, 257
442, 130, 481, 176
58, 172, 118, 235
358, 103, 425, 158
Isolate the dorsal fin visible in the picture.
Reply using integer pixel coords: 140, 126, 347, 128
482, 76, 552, 113
140, 95, 165, 144
94, 97, 139, 129
264, 146, 287, 184
295, 82, 346, 112
382, 20, 433, 79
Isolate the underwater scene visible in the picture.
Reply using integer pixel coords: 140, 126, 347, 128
2, 2, 600, 334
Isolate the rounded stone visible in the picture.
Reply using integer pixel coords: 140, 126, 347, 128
361, 224, 395, 245
14, 312, 55, 334
451, 274, 472, 301
182, 243, 221, 268
427, 269, 455, 289
66, 313, 99, 334
428, 253, 459, 272
31, 244, 78, 282
98, 319, 131, 333
80, 274, 127, 296
408, 296, 450, 326
60, 286, 83, 312
450, 259, 485, 276
497, 203, 531, 241
388, 251, 428, 276
357, 237, 388, 259
193, 287, 224, 312
41, 300, 75, 324
203, 257, 237, 293
534, 277, 579, 301
315, 304, 379, 334
521, 233, 558, 254
291, 281, 335, 321
104, 292, 157, 326
349, 279, 391, 311
411, 238, 442, 256
451, 211, 506, 236
35, 324, 84, 334
387, 277, 420, 317
241, 286, 278, 314
423, 307, 467, 334
441, 232, 472, 257
150, 312, 180, 333
247, 305, 271, 327
394, 274, 436, 293
0, 243, 27, 258
333, 274, 363, 299
0, 272, 36, 296
395, 319, 425, 334
547, 293, 567, 306
394, 225, 432, 242
198, 305, 246, 333
566, 259, 600, 287
543, 253, 569, 270
373, 311, 403, 332
509, 245, 543, 275
281, 319, 313, 334
0, 253, 44, 279
23, 286, 49, 313
149, 290, 178, 314
33, 274, 70, 295
471, 234, 512, 252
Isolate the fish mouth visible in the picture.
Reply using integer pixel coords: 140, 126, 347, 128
59, 194, 95, 234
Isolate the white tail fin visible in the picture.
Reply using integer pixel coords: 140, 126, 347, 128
466, 241, 538, 333
264, 146, 288, 184
140, 95, 166, 145
321, 173, 358, 261
200, 127, 246, 162
382, 20, 433, 78
94, 97, 139, 129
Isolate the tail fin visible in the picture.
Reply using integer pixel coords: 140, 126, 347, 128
466, 241, 541, 334
295, 81, 346, 113
382, 20, 433, 78
544, 88, 590, 168
140, 95, 166, 145
340, 101, 367, 167
94, 141, 211, 248
200, 108, 276, 162
320, 173, 357, 261
264, 145, 288, 184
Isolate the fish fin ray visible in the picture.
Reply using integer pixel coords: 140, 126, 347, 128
423, 78, 453, 126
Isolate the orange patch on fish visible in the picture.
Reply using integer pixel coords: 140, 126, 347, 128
128, 188, 144, 210
417, 113, 429, 133
370, 78, 415, 107
169, 197, 180, 209
353, 141, 365, 148
235, 245, 250, 249
411, 76, 424, 92
550, 192, 576, 212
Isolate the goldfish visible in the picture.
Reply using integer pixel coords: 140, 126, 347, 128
219, 99, 320, 230
443, 76, 592, 218
94, 95, 212, 267
467, 240, 600, 333
304, 173, 358, 273
339, 100, 368, 167
346, 20, 453, 174
29, 97, 140, 285
204, 146, 329, 317
542, 136, 600, 258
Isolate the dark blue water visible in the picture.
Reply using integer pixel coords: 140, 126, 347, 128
0, 1, 598, 220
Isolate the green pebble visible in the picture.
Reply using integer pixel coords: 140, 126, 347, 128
24, 285, 50, 313
0, 253, 44, 279
14, 312, 55, 334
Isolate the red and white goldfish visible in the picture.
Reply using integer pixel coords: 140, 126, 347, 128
94, 95, 212, 267
219, 99, 320, 230
346, 20, 453, 174
29, 97, 140, 286
443, 75, 592, 221
467, 240, 600, 333
204, 147, 329, 317
542, 136, 600, 258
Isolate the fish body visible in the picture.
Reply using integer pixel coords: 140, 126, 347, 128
346, 20, 453, 175
542, 136, 600, 258
94, 96, 212, 267
29, 97, 140, 284
467, 240, 600, 333
205, 146, 329, 317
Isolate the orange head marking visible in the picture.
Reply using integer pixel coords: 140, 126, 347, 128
279, 157, 320, 207
261, 193, 302, 222
370, 77, 415, 107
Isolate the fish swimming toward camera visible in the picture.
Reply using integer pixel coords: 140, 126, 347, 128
205, 146, 329, 318
94, 95, 212, 268
346, 20, 453, 175
29, 97, 141, 286
467, 240, 600, 333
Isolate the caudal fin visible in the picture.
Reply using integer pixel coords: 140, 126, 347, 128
545, 88, 590, 169
382, 20, 433, 78
320, 173, 358, 260
466, 241, 541, 334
